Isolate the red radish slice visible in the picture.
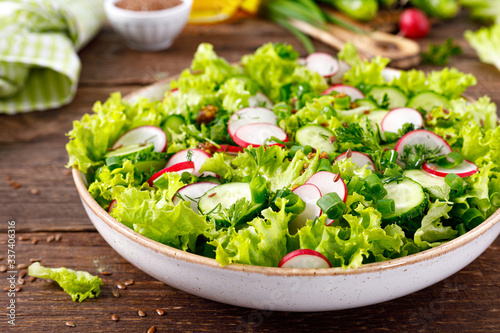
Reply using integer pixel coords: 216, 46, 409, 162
112, 125, 167, 153
166, 149, 214, 177
232, 123, 288, 148
172, 182, 219, 213
305, 52, 340, 78
248, 92, 274, 109
335, 151, 375, 171
289, 184, 323, 233
278, 249, 331, 268
216, 144, 244, 154
395, 130, 452, 158
423, 160, 478, 178
305, 171, 347, 203
381, 107, 423, 133
329, 60, 350, 84
148, 161, 195, 186
321, 84, 365, 101
381, 68, 402, 82
108, 199, 117, 213
228, 107, 277, 137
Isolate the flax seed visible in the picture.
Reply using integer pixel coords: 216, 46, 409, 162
303, 163, 309, 169
5, 175, 11, 181
55, 234, 62, 242
30, 189, 39, 195
329, 135, 336, 143
0, 256, 3, 261
0, 265, 6, 272
112, 290, 120, 298
11, 182, 21, 189
14, 286, 21, 292
111, 314, 119, 321
342, 122, 348, 128
65, 321, 76, 327
116, 282, 126, 290
18, 278, 25, 285
17, 264, 28, 269
4, 286, 10, 291
29, 258, 41, 263
28, 276, 36, 282
101, 271, 112, 276
124, 279, 134, 286
156, 308, 165, 316
208, 192, 216, 198
19, 236, 30, 241
147, 326, 156, 333
346, 149, 352, 159
46, 235, 55, 243
333, 173, 341, 183
138, 310, 146, 317
363, 110, 370, 114
320, 122, 328, 127
20, 270, 27, 278
31, 238, 38, 244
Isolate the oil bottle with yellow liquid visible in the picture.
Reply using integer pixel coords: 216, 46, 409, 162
189, 0, 260, 24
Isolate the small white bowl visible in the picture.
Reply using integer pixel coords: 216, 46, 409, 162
104, 0, 193, 51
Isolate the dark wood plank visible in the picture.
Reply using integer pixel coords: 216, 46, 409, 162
0, 232, 498, 332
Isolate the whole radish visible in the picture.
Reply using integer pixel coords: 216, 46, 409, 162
399, 8, 430, 39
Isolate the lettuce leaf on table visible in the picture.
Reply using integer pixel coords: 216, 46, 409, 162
28, 262, 103, 302
465, 23, 500, 72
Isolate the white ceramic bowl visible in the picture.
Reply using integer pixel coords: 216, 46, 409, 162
73, 77, 500, 312
104, 0, 192, 51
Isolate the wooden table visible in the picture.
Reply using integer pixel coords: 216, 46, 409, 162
1, 12, 499, 333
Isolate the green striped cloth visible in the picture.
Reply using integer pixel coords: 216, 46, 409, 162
0, 0, 104, 114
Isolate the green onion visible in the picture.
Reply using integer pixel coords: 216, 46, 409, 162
316, 192, 346, 220
273, 188, 306, 215
383, 168, 400, 178
456, 223, 467, 237
289, 145, 313, 157
377, 199, 395, 215
333, 95, 351, 110
462, 208, 484, 230
364, 174, 387, 198
273, 102, 292, 119
444, 173, 464, 191
105, 156, 122, 171
317, 158, 333, 172
347, 176, 365, 194
490, 192, 500, 207
437, 152, 464, 169
382, 149, 398, 164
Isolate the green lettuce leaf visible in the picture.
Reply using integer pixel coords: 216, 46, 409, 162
414, 200, 457, 249
465, 23, 500, 71
28, 262, 103, 302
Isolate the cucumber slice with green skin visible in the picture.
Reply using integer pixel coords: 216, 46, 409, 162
105, 142, 154, 157
173, 182, 219, 213
382, 177, 427, 232
296, 125, 336, 154
163, 115, 184, 140
355, 99, 379, 110
404, 169, 450, 201
406, 91, 450, 112
367, 86, 408, 109
198, 182, 253, 215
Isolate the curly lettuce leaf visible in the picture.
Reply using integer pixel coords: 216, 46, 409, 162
28, 262, 103, 302
414, 200, 457, 249
465, 24, 500, 72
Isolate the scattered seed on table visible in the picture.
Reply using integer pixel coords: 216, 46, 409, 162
29, 258, 41, 263
65, 321, 76, 327
30, 189, 39, 195
111, 314, 119, 321
14, 286, 22, 292
28, 276, 36, 282
116, 282, 126, 290
17, 264, 28, 269
112, 290, 120, 298
11, 182, 21, 189
46, 235, 55, 243
138, 310, 146, 317
156, 309, 165, 316
19, 236, 30, 241
19, 270, 27, 278
4, 286, 10, 291
17, 278, 25, 285
55, 234, 62, 242
0, 256, 3, 261
124, 279, 134, 286
147, 326, 156, 333
0, 265, 6, 272
5, 175, 12, 181
101, 271, 112, 276
31, 238, 38, 244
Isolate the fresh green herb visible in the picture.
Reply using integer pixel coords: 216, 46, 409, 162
334, 122, 380, 152
422, 39, 463, 65
400, 144, 445, 169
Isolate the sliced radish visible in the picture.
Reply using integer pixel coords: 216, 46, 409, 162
172, 182, 219, 213
216, 144, 244, 155
232, 123, 288, 148
321, 84, 365, 101
248, 92, 274, 109
381, 68, 402, 82
423, 160, 478, 178
305, 52, 340, 78
329, 60, 351, 84
289, 184, 323, 234
166, 149, 214, 177
335, 151, 375, 171
381, 107, 423, 133
228, 107, 277, 137
395, 130, 452, 157
112, 125, 167, 152
108, 199, 117, 213
147, 161, 195, 186
278, 249, 331, 268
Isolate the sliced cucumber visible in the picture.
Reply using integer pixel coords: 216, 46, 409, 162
105, 142, 154, 158
367, 86, 408, 109
404, 169, 451, 201
382, 177, 427, 232
163, 115, 184, 141
296, 125, 335, 154
198, 182, 252, 214
407, 91, 449, 112
355, 98, 378, 110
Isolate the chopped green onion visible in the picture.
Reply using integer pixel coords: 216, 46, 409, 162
316, 192, 345, 220
456, 223, 467, 237
383, 168, 400, 178
289, 145, 313, 157
462, 208, 484, 230
317, 158, 333, 172
273, 189, 306, 215
382, 149, 398, 164
444, 173, 464, 191
490, 192, 500, 207
377, 199, 395, 215
347, 176, 365, 194
273, 102, 292, 119
364, 174, 387, 198
437, 152, 464, 169
333, 96, 351, 110
105, 156, 122, 171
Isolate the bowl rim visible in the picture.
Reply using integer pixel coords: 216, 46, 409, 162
73, 75, 500, 277
104, 0, 193, 18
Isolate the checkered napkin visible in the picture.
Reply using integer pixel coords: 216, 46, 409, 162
0, 0, 104, 114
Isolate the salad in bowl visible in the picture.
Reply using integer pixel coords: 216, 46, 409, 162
67, 42, 500, 272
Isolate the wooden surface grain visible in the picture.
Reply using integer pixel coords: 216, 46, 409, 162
0, 11, 499, 332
